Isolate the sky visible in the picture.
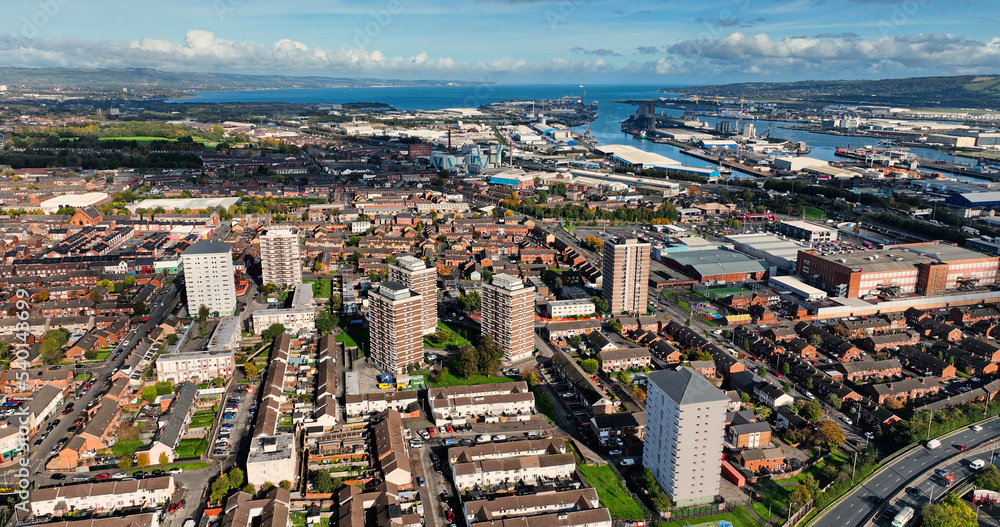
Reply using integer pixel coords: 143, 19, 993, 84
0, 0, 998, 84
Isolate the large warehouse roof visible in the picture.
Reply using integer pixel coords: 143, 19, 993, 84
666, 248, 767, 277
126, 197, 241, 212
595, 144, 680, 169
805, 243, 994, 272
945, 191, 1000, 208
39, 192, 109, 212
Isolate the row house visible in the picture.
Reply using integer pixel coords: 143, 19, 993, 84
451, 453, 576, 490
904, 307, 931, 325
914, 318, 964, 342
864, 377, 941, 405
951, 305, 1000, 326
589, 412, 646, 442
785, 338, 818, 360
895, 346, 957, 379
837, 359, 903, 383
735, 448, 785, 473
937, 343, 1000, 376
863, 332, 920, 352
854, 399, 902, 433
36, 299, 96, 318
763, 326, 798, 343
650, 340, 682, 364
727, 412, 772, 448
519, 248, 557, 266
596, 347, 652, 372
962, 339, 1000, 362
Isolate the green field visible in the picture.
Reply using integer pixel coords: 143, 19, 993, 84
424, 321, 472, 348
189, 410, 215, 428
112, 440, 144, 456
175, 437, 208, 458
577, 465, 646, 520
700, 286, 753, 300
803, 206, 827, 220
307, 280, 333, 298
533, 387, 556, 422
657, 506, 760, 527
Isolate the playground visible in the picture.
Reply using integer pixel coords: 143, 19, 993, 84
690, 301, 725, 322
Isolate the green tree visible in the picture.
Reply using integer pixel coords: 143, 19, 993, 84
159, 452, 170, 465
124, 275, 136, 287
591, 296, 609, 314
789, 484, 813, 509
198, 304, 210, 321
166, 334, 179, 345
132, 301, 149, 316
212, 377, 225, 387
608, 319, 623, 335
581, 359, 599, 374
37, 290, 50, 301
781, 362, 790, 375
455, 345, 478, 379
118, 456, 132, 469
826, 394, 843, 410
348, 236, 362, 247
210, 473, 231, 504
315, 470, 334, 493
315, 311, 338, 335
261, 323, 287, 342
229, 468, 245, 489
757, 365, 767, 377
799, 400, 824, 423
922, 494, 977, 527
84, 349, 99, 360
457, 291, 482, 312
141, 385, 158, 403
244, 362, 260, 377
279, 480, 292, 490
262, 283, 278, 295
616, 370, 630, 384
815, 420, 846, 449
136, 453, 150, 469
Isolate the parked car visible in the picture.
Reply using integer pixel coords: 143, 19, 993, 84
609, 450, 622, 455
170, 468, 183, 474
51, 473, 66, 480
841, 416, 853, 425
443, 439, 455, 446
417, 477, 425, 487
73, 475, 90, 482
620, 459, 635, 466
112, 472, 126, 479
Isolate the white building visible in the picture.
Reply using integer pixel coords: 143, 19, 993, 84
545, 299, 596, 319
452, 453, 576, 490
643, 367, 728, 506
206, 316, 243, 352
30, 476, 175, 516
428, 382, 536, 424
246, 434, 297, 489
252, 284, 315, 335
155, 349, 235, 384
260, 228, 302, 288
182, 240, 237, 317
38, 192, 109, 213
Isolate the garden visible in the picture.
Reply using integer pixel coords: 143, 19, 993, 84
577, 464, 647, 521
175, 437, 209, 459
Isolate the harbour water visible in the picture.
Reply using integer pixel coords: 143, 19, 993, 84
170, 85, 989, 183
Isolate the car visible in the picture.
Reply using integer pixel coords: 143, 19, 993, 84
609, 450, 622, 455
864, 431, 874, 439
141, 317, 151, 322
871, 496, 884, 505
112, 472, 126, 479
224, 413, 236, 420
73, 417, 83, 425
409, 439, 423, 448
427, 427, 436, 436
418, 430, 430, 440
443, 438, 455, 446
170, 468, 183, 474
973, 425, 984, 432
440, 490, 449, 501
561, 392, 574, 398
62, 408, 74, 415
417, 477, 425, 487
936, 468, 951, 477
620, 459, 635, 466
214, 449, 227, 455
132, 471, 148, 479
446, 426, 454, 434
841, 416, 853, 425
169, 504, 177, 513
51, 473, 66, 480
51, 419, 60, 426
32, 439, 42, 447
94, 472, 110, 480
905, 487, 921, 496
66, 402, 74, 409
178, 500, 186, 509
152, 469, 166, 476
222, 423, 235, 429
476, 434, 491, 443
219, 433, 231, 440
49, 445, 58, 454
446, 510, 455, 522
434, 463, 443, 474
883, 508, 899, 520
40, 431, 49, 439
959, 444, 968, 451
438, 426, 446, 434
971, 459, 987, 470
73, 475, 90, 482
492, 434, 506, 441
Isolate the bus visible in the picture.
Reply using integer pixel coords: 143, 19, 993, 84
892, 506, 914, 527
377, 373, 393, 390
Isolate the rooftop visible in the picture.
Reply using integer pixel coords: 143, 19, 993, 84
647, 366, 729, 406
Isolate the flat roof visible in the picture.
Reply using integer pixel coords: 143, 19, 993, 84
665, 248, 767, 276
781, 220, 835, 234
127, 197, 241, 212
769, 275, 827, 296
595, 144, 681, 167
806, 243, 995, 272
727, 233, 810, 261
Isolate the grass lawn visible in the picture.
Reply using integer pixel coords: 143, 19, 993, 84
189, 413, 215, 428
533, 387, 556, 422
175, 437, 208, 458
307, 280, 332, 298
336, 322, 368, 350
752, 502, 773, 522
75, 373, 92, 381
128, 461, 211, 473
803, 206, 827, 220
657, 506, 760, 527
112, 440, 144, 456
577, 465, 646, 520
757, 484, 793, 520
423, 366, 516, 388
424, 321, 472, 348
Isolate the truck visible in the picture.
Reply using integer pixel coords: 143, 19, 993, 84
926, 439, 941, 450
892, 506, 914, 527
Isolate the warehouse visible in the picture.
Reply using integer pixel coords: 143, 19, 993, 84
945, 191, 1000, 209
796, 243, 1000, 299
662, 248, 768, 283
39, 192, 110, 213
595, 144, 681, 170
126, 196, 241, 212
726, 233, 812, 272
772, 156, 828, 171
778, 221, 837, 243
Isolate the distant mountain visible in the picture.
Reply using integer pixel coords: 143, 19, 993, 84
668, 75, 1000, 109
0, 67, 491, 92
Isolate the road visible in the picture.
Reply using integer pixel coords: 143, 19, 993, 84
814, 419, 1000, 527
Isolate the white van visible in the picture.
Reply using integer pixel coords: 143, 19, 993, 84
971, 459, 986, 470
926, 439, 942, 450
183, 520, 196, 527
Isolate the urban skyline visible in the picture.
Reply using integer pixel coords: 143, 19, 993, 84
1, 0, 997, 83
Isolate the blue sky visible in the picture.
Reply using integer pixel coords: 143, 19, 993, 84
1, 0, 997, 84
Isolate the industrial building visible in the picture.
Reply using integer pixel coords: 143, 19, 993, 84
126, 196, 241, 212
38, 192, 110, 213
796, 243, 1000, 298
768, 275, 828, 302
595, 144, 680, 170
662, 248, 768, 284
772, 156, 829, 172
726, 233, 813, 273
945, 191, 1000, 209
778, 221, 837, 243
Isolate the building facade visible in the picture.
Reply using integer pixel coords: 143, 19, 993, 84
260, 228, 302, 288
602, 238, 651, 314
481, 274, 536, 364
643, 367, 729, 506
370, 282, 424, 374
389, 256, 438, 335
181, 240, 237, 317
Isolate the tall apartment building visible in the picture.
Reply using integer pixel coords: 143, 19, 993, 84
643, 366, 728, 506
182, 240, 237, 317
260, 228, 302, 288
389, 256, 437, 335
602, 238, 651, 314
481, 273, 535, 364
370, 282, 424, 375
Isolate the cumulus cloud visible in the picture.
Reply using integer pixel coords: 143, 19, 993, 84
664, 32, 1000, 75
569, 46, 621, 57
636, 46, 662, 55
0, 30, 616, 77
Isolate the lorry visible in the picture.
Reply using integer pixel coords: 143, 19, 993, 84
892, 506, 914, 527
926, 439, 941, 450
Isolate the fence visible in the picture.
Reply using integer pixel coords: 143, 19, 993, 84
606, 462, 657, 521
663, 504, 732, 522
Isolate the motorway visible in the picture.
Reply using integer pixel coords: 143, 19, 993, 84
814, 419, 1000, 527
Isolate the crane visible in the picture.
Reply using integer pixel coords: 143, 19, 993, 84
581, 90, 586, 105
